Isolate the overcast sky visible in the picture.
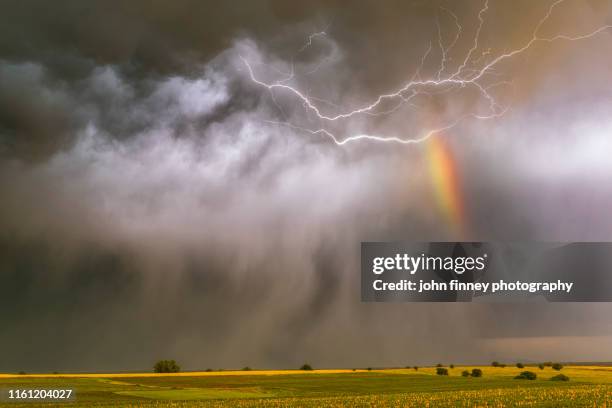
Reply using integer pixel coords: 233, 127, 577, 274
1, 0, 612, 372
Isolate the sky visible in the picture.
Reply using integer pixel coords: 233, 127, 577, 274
1, 0, 612, 372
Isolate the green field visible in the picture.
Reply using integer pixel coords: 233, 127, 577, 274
2, 365, 612, 407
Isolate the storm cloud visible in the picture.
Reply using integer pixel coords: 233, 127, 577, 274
1, 0, 612, 372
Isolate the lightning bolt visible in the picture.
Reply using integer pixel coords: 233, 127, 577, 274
298, 30, 328, 53
241, 0, 611, 146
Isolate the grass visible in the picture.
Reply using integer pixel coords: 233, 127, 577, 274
1, 365, 612, 406
115, 389, 270, 400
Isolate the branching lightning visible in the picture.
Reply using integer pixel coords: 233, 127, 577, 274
241, 0, 612, 145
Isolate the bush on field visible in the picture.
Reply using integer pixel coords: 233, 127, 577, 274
544, 362, 553, 367
516, 363, 524, 369
515, 371, 537, 380
462, 370, 470, 377
153, 360, 180, 373
552, 363, 563, 371
242, 366, 252, 371
449, 364, 454, 369
436, 367, 449, 376
491, 361, 500, 367
551, 374, 570, 381
300, 364, 313, 371
413, 366, 419, 371
436, 363, 443, 367
471, 369, 483, 378
538, 364, 545, 370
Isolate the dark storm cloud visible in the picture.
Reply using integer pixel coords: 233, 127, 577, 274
1, 0, 612, 372
0, 0, 500, 159
0, 0, 299, 159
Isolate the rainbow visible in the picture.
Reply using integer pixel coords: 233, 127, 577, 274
425, 135, 468, 238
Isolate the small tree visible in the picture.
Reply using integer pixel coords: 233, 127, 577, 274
552, 363, 563, 371
436, 363, 443, 367
242, 366, 252, 371
514, 371, 537, 380
436, 367, 449, 376
471, 368, 483, 378
413, 366, 419, 371
449, 364, 455, 369
491, 361, 500, 367
516, 363, 524, 369
153, 360, 180, 373
300, 364, 313, 371
461, 370, 470, 377
538, 363, 545, 370
543, 362, 553, 367
551, 374, 569, 381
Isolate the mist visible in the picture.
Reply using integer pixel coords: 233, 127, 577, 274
1, 0, 612, 372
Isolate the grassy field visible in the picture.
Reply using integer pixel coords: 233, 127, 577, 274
1, 365, 612, 407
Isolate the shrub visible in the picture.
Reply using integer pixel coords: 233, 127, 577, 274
436, 367, 449, 376
491, 361, 500, 367
367, 367, 372, 371
516, 363, 524, 369
552, 363, 563, 371
436, 363, 443, 367
538, 364, 545, 370
551, 374, 570, 381
544, 362, 553, 367
242, 366, 252, 371
471, 368, 483, 378
515, 371, 537, 380
205, 368, 213, 372
413, 366, 419, 371
300, 364, 313, 371
153, 360, 180, 373
499, 364, 506, 368
462, 370, 470, 377
449, 364, 454, 369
